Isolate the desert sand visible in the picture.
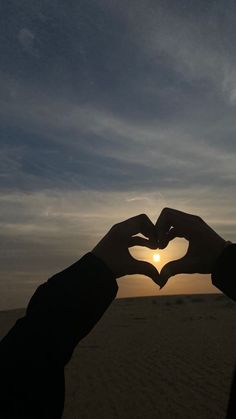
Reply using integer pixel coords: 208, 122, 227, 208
0, 294, 235, 419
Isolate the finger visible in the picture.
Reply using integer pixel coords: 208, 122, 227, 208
159, 256, 195, 288
121, 214, 157, 242
155, 208, 178, 247
128, 259, 160, 285
158, 227, 184, 249
155, 208, 192, 247
128, 236, 157, 249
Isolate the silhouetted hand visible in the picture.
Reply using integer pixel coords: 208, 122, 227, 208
156, 208, 228, 288
92, 214, 160, 284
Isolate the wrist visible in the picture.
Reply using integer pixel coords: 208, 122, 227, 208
91, 249, 118, 278
90, 251, 118, 279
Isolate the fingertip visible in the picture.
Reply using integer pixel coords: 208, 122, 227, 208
149, 240, 159, 250
158, 271, 169, 289
149, 269, 160, 286
157, 238, 168, 250
150, 271, 162, 287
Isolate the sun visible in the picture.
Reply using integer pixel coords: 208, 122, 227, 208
153, 253, 161, 262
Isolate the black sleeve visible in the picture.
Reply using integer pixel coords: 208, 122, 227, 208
211, 244, 236, 301
211, 244, 236, 418
0, 253, 118, 419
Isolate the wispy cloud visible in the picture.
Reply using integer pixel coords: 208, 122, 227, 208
18, 28, 38, 57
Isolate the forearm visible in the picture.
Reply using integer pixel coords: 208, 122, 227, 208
25, 252, 118, 364
0, 252, 118, 418
211, 244, 236, 301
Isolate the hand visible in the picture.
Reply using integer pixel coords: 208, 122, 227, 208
92, 214, 160, 284
155, 208, 228, 288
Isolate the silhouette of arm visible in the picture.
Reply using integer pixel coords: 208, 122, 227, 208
0, 214, 159, 419
155, 208, 236, 418
211, 244, 236, 301
0, 253, 118, 419
212, 244, 236, 418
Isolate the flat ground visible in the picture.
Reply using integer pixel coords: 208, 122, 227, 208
0, 294, 235, 419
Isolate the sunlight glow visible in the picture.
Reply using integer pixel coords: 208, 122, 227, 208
153, 253, 161, 263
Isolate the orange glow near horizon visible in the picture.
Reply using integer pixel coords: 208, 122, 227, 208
120, 238, 218, 297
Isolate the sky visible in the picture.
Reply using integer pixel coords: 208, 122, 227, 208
1, 0, 236, 309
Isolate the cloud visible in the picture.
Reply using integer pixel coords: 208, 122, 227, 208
18, 28, 38, 56
0, 71, 236, 205
1, 0, 236, 308
115, 0, 236, 105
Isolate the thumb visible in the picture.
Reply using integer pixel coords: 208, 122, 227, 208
132, 260, 160, 285
159, 256, 193, 289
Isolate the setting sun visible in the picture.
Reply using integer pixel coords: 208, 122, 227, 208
153, 253, 161, 263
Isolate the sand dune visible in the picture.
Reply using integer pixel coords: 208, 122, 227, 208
0, 294, 235, 419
